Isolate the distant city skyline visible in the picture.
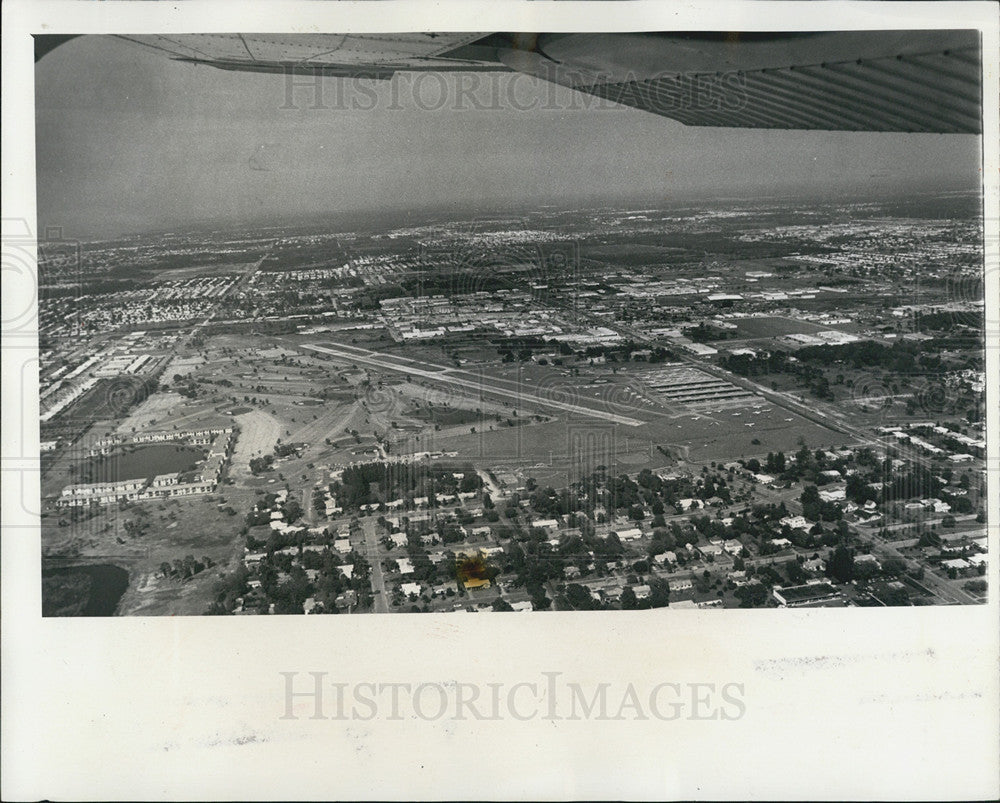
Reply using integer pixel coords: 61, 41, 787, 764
36, 35, 983, 240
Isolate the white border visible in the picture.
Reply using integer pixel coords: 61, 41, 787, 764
3, 2, 999, 800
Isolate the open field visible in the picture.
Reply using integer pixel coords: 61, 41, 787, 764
729, 315, 842, 339
287, 400, 362, 452
423, 418, 663, 487
147, 261, 257, 281
59, 376, 155, 422
411, 405, 483, 426
231, 409, 282, 476
641, 404, 854, 462
162, 354, 206, 378
115, 391, 185, 432
42, 485, 256, 616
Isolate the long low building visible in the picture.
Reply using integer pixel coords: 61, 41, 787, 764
773, 583, 840, 608
91, 426, 233, 455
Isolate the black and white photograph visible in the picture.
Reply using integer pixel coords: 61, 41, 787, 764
3, 1, 998, 800
32, 28, 990, 616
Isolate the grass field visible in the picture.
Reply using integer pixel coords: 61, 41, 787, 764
61, 377, 154, 422
42, 485, 256, 616
424, 389, 850, 483
116, 391, 186, 432
730, 316, 836, 339
642, 404, 851, 462
410, 405, 483, 426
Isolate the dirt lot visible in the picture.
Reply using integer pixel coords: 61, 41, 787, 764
230, 409, 282, 477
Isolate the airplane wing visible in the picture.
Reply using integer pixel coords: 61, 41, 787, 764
115, 32, 503, 78
38, 31, 981, 133
491, 31, 982, 134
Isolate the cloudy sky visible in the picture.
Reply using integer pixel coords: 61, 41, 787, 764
35, 35, 982, 239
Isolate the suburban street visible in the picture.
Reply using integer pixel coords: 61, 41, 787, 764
361, 517, 389, 613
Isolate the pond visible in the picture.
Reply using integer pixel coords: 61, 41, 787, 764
80, 444, 207, 483
42, 563, 130, 616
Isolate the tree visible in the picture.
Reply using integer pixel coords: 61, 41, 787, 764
620, 587, 638, 610
853, 560, 880, 583
800, 485, 822, 521
491, 596, 514, 612
734, 582, 769, 608
827, 545, 855, 583
874, 582, 910, 607
648, 579, 670, 608
564, 584, 596, 610
880, 556, 907, 577
785, 560, 808, 585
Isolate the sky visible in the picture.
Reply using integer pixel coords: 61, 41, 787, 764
35, 35, 983, 240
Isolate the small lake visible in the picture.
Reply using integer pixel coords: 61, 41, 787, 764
42, 563, 130, 616
81, 444, 206, 483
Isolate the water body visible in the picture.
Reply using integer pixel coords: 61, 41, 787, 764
81, 444, 206, 483
42, 563, 130, 616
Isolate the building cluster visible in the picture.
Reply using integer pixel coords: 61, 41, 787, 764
40, 341, 163, 422
147, 276, 235, 302
782, 330, 860, 346
642, 364, 758, 408
236, 489, 360, 614
42, 275, 240, 336
876, 422, 985, 461
378, 291, 622, 347
89, 427, 232, 455
57, 428, 234, 507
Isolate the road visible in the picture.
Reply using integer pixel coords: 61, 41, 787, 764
866, 533, 979, 604
360, 516, 389, 613
301, 475, 321, 527
295, 341, 645, 426
876, 513, 980, 537
189, 244, 275, 343
476, 468, 504, 500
